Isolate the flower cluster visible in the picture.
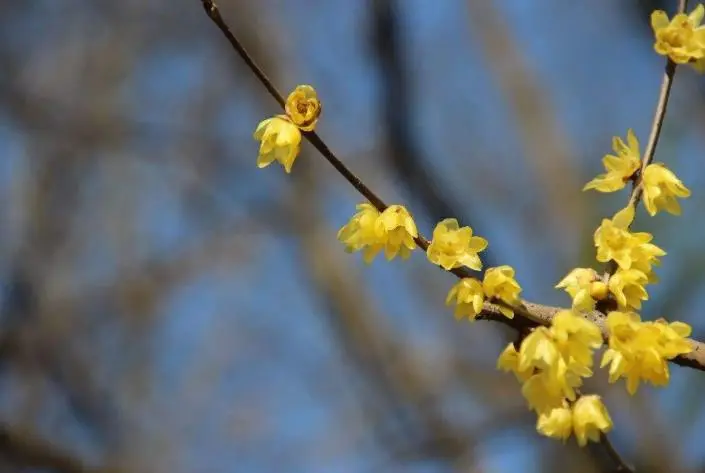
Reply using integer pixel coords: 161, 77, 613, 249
583, 129, 640, 193
537, 395, 613, 447
555, 268, 605, 312
556, 205, 667, 313
337, 203, 418, 263
553, 15, 697, 415
253, 85, 321, 173
446, 265, 522, 320
652, 4, 705, 71
338, 206, 523, 316
602, 311, 692, 394
249, 4, 701, 450
583, 132, 691, 216
497, 311, 612, 445
427, 219, 487, 271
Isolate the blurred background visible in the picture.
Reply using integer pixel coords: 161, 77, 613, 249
0, 0, 704, 472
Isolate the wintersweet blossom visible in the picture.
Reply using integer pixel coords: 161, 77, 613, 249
482, 265, 522, 318
538, 396, 613, 446
522, 371, 573, 414
608, 269, 649, 310
516, 311, 601, 411
555, 268, 600, 312
253, 116, 302, 173
583, 130, 641, 193
337, 203, 417, 263
426, 218, 487, 271
536, 404, 573, 442
602, 311, 692, 394
284, 85, 321, 131
506, 310, 602, 414
652, 5, 705, 65
594, 206, 636, 268
594, 206, 665, 273
446, 278, 485, 320
641, 163, 691, 216
497, 343, 533, 382
497, 311, 606, 443
519, 327, 561, 373
572, 395, 613, 447
337, 203, 380, 261
550, 311, 603, 378
377, 205, 419, 259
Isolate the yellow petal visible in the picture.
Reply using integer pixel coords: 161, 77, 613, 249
612, 206, 635, 229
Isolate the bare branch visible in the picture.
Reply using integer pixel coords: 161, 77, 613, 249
198, 0, 705, 374
0, 423, 96, 473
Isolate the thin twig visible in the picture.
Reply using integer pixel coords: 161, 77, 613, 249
197, 0, 705, 374
200, 0, 285, 107
605, 0, 686, 276
600, 433, 635, 473
629, 0, 687, 213
626, 60, 677, 213
200, 0, 387, 211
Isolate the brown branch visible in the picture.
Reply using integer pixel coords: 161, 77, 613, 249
629, 0, 687, 212
199, 0, 386, 211
625, 58, 677, 214
480, 299, 705, 371
600, 433, 635, 473
0, 423, 96, 473
197, 0, 705, 375
199, 0, 285, 108
606, 0, 687, 279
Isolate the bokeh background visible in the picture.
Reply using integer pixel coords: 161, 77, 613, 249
1, 0, 704, 472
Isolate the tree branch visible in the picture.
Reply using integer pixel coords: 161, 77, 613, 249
0, 423, 95, 473
599, 433, 635, 473
606, 0, 686, 278
479, 299, 705, 371
196, 0, 705, 375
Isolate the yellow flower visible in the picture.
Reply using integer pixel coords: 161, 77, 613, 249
337, 203, 382, 263
537, 405, 573, 442
516, 311, 600, 403
608, 269, 649, 310
377, 205, 419, 260
537, 395, 612, 446
519, 327, 560, 372
253, 116, 302, 173
521, 372, 569, 414
601, 311, 692, 394
641, 163, 691, 216
583, 130, 641, 193
284, 85, 321, 131
497, 313, 602, 429
655, 318, 693, 358
482, 265, 522, 318
550, 310, 603, 378
594, 206, 665, 272
446, 278, 485, 320
497, 343, 533, 382
652, 5, 705, 65
337, 203, 418, 263
572, 395, 612, 447
426, 218, 488, 271
594, 206, 636, 268
555, 268, 599, 312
